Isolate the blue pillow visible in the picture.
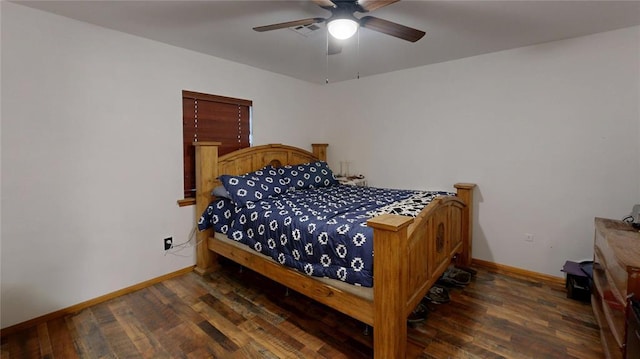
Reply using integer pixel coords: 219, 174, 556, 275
219, 167, 284, 207
277, 161, 338, 191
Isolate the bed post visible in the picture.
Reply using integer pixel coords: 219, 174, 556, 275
367, 214, 414, 359
454, 183, 476, 267
194, 141, 222, 275
311, 143, 328, 161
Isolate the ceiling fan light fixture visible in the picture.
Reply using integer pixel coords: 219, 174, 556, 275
327, 18, 359, 40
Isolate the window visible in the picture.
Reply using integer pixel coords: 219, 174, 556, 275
181, 90, 252, 201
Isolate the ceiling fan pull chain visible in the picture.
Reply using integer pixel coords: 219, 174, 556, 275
357, 27, 360, 80
326, 27, 330, 84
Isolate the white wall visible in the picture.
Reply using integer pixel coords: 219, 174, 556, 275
324, 26, 640, 277
0, 2, 324, 328
636, 29, 640, 198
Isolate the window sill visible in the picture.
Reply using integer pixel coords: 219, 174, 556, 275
177, 198, 195, 207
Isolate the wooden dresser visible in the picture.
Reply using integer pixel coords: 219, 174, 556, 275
592, 217, 640, 359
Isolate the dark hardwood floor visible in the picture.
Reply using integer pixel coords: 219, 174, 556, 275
1, 263, 603, 358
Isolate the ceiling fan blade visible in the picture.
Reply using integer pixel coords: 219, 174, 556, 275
253, 18, 325, 32
312, 0, 337, 9
357, 0, 399, 12
328, 37, 342, 55
360, 16, 425, 42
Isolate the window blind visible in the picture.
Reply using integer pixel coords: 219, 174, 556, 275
182, 90, 251, 199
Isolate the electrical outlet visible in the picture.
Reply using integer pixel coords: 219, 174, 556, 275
524, 233, 534, 242
164, 237, 173, 251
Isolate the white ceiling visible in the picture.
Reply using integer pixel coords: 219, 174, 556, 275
14, 0, 640, 84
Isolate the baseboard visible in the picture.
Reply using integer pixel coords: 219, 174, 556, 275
0, 266, 194, 337
471, 258, 565, 286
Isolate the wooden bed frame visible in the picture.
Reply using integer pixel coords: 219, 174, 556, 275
193, 142, 475, 359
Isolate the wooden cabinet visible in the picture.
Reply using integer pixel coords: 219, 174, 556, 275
627, 299, 640, 359
592, 217, 640, 359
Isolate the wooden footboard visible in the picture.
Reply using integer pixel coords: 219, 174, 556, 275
193, 142, 475, 359
368, 183, 475, 358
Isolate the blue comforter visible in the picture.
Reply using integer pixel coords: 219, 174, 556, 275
198, 185, 453, 287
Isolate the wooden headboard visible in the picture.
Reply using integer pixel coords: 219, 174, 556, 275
194, 142, 327, 195
193, 142, 328, 274
218, 143, 327, 176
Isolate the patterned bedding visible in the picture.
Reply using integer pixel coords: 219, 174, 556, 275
198, 185, 454, 287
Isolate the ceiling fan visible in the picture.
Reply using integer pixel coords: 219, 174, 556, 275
253, 0, 425, 55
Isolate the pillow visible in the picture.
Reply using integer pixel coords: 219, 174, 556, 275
277, 161, 338, 191
219, 167, 284, 207
211, 185, 231, 199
